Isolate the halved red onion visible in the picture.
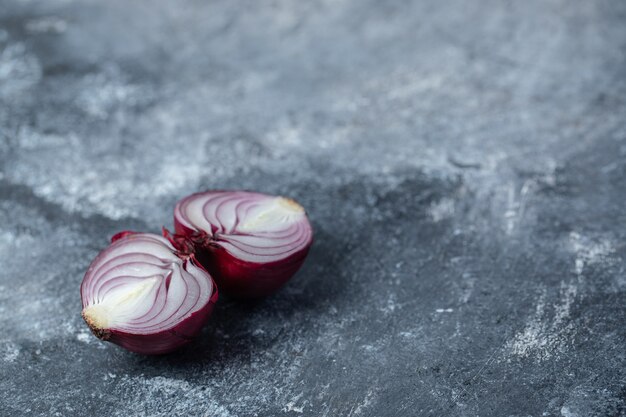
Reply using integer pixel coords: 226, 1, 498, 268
173, 191, 313, 298
80, 232, 218, 354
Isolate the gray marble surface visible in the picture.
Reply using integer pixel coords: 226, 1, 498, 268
1, 0, 625, 416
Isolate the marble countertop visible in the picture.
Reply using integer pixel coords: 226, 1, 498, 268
0, 0, 625, 416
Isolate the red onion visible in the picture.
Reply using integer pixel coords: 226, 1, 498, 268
80, 232, 218, 354
173, 191, 313, 298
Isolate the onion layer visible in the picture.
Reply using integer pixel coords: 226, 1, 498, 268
80, 232, 218, 354
173, 191, 313, 298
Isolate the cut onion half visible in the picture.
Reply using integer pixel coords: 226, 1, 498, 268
173, 191, 313, 298
80, 232, 218, 354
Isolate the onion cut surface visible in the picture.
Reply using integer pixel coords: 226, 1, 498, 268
174, 191, 313, 298
80, 232, 217, 354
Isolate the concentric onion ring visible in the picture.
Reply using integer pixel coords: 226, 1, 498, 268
174, 191, 313, 298
80, 232, 217, 354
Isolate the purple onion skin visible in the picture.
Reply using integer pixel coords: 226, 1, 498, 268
80, 231, 218, 355
192, 240, 311, 299
173, 193, 313, 299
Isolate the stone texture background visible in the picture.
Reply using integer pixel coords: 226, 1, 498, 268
1, 0, 625, 416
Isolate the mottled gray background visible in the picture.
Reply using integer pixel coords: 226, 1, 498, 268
0, 0, 625, 416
